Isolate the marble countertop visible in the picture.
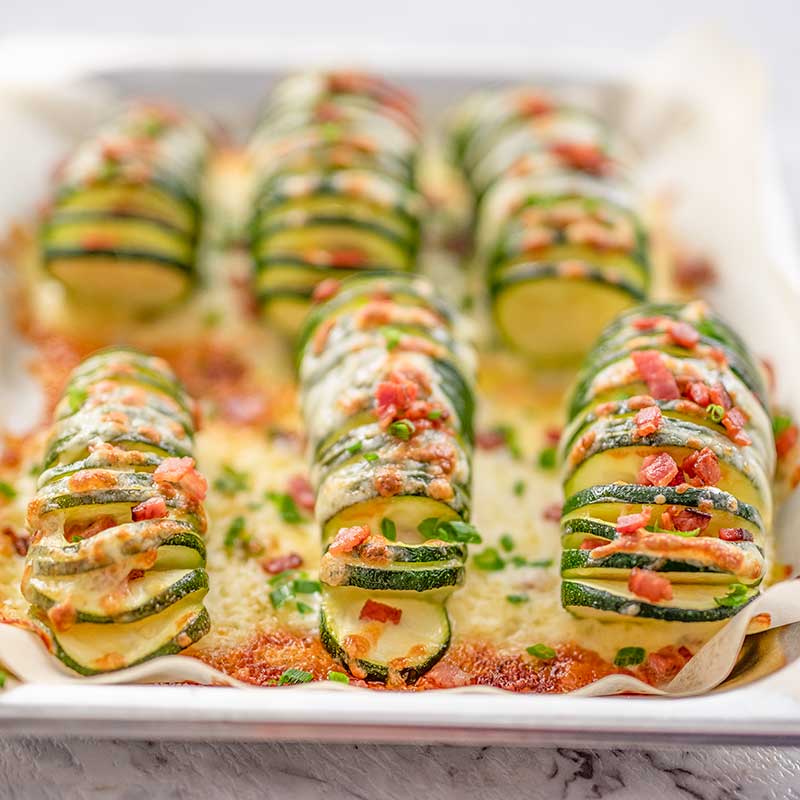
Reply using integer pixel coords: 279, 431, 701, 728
3, 3, 800, 798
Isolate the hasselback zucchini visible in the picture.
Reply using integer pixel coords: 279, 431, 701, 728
249, 71, 426, 334
41, 102, 210, 313
446, 87, 649, 365
299, 273, 477, 683
559, 302, 774, 623
22, 347, 210, 674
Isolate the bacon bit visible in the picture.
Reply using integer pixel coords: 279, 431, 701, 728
668, 321, 700, 349
545, 426, 562, 446
685, 381, 711, 407
128, 569, 145, 581
374, 466, 403, 497
131, 496, 168, 522
79, 233, 117, 250
64, 515, 116, 542
681, 447, 721, 487
329, 525, 371, 556
287, 474, 315, 512
2, 526, 29, 556
708, 348, 728, 368
719, 527, 754, 542
637, 645, 690, 685
423, 660, 472, 688
628, 567, 673, 602
220, 392, 268, 426
327, 249, 367, 268
638, 452, 679, 487
776, 425, 799, 458
615, 507, 652, 535
761, 357, 777, 396
67, 469, 118, 493
708, 382, 733, 411
633, 405, 663, 439
260, 552, 304, 575
669, 507, 712, 532
516, 92, 553, 117
312, 318, 335, 356
48, 600, 77, 633
153, 456, 208, 502
580, 537, 607, 550
674, 254, 717, 290
542, 503, 562, 522
359, 598, 402, 625
550, 142, 611, 176
633, 316, 664, 331
722, 407, 751, 446
375, 372, 419, 426
476, 429, 507, 450
631, 351, 680, 400
311, 278, 341, 304
627, 394, 656, 411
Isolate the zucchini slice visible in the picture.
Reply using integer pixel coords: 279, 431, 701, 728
320, 586, 451, 683
320, 552, 464, 592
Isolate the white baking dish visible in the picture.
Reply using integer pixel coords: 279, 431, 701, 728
1, 34, 799, 746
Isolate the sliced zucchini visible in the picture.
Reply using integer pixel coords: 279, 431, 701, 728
320, 552, 464, 592
320, 586, 451, 683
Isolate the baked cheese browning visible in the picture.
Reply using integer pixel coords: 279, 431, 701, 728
40, 102, 211, 312
298, 273, 477, 683
560, 301, 775, 623
249, 71, 427, 334
445, 87, 650, 366
21, 347, 210, 674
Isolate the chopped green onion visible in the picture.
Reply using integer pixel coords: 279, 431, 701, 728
380, 517, 397, 541
224, 516, 246, 550
347, 440, 363, 455
614, 646, 646, 667
327, 670, 350, 684
0, 482, 17, 501
66, 386, 88, 414
214, 464, 250, 495
277, 668, 313, 685
427, 408, 443, 420
512, 480, 526, 497
473, 547, 505, 571
773, 414, 793, 436
381, 326, 403, 351
295, 601, 313, 614
528, 558, 554, 568
270, 582, 294, 609
511, 555, 528, 567
265, 491, 303, 523
388, 419, 415, 441
0, 669, 6, 688
497, 425, 522, 460
526, 644, 556, 660
417, 517, 482, 544
292, 578, 321, 595
506, 594, 529, 604
672, 528, 700, 538
706, 404, 725, 423
499, 533, 514, 553
537, 447, 557, 470
714, 583, 751, 608
363, 452, 379, 463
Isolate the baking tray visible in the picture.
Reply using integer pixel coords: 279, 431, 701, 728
1, 34, 799, 746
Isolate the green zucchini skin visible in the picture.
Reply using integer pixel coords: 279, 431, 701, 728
558, 301, 776, 625
301, 271, 475, 683
22, 347, 210, 673
249, 72, 425, 334
41, 102, 210, 312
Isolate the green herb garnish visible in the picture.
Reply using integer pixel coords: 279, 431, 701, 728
537, 447, 557, 470
266, 491, 303, 523
427, 408, 443, 421
499, 533, 514, 553
614, 646, 646, 667
224, 516, 246, 550
381, 326, 403, 351
0, 482, 16, 501
714, 583, 751, 608
417, 517, 482, 544
381, 517, 397, 541
672, 528, 700, 538
292, 578, 321, 595
528, 558, 554, 568
526, 644, 556, 660
363, 452, 379, 463
773, 414, 793, 436
506, 594, 528, 604
327, 670, 350, 683
66, 386, 88, 414
277, 668, 313, 685
388, 419, 415, 441
347, 440, 363, 455
511, 555, 528, 567
497, 425, 522, 459
512, 480, 526, 497
295, 601, 313, 614
473, 547, 505, 571
214, 464, 250, 495
707, 404, 725, 423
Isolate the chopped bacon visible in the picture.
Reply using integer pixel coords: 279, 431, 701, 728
311, 278, 341, 304
329, 525, 370, 556
632, 316, 663, 331
633, 405, 663, 439
674, 254, 717, 289
638, 645, 691, 685
719, 527, 754, 542
628, 567, 673, 602
544, 426, 562, 446
374, 466, 403, 497
685, 381, 711, 407
708, 382, 733, 411
542, 502, 562, 522
668, 507, 712, 533
287, 474, 315, 512
579, 537, 607, 550
516, 92, 553, 117
615, 507, 652, 535
260, 552, 304, 575
722, 407, 751, 446
375, 372, 419, 426
681, 447, 721, 487
476, 429, 507, 450
64, 515, 116, 542
327, 249, 367, 269
627, 394, 656, 411
776, 425, 798, 458
131, 496, 168, 521
668, 321, 700, 349
359, 598, 402, 625
128, 569, 145, 581
153, 456, 208, 502
423, 660, 471, 688
638, 452, 679, 487
550, 142, 611, 176
708, 348, 728, 368
631, 351, 680, 400
79, 233, 117, 250
2, 526, 29, 556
